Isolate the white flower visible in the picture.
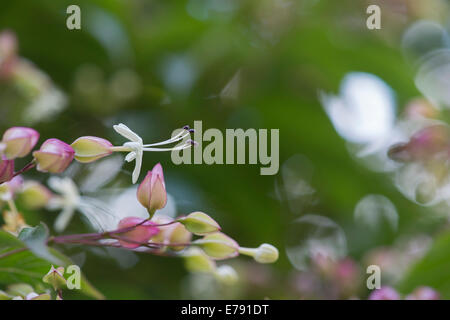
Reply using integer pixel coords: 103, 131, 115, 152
112, 123, 196, 184
46, 176, 81, 232
113, 123, 144, 184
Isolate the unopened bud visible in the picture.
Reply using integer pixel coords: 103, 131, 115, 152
71, 136, 113, 163
33, 139, 75, 173
42, 266, 66, 290
1, 127, 39, 159
117, 217, 159, 249
167, 223, 192, 251
137, 163, 167, 216
183, 247, 217, 273
239, 243, 279, 264
0, 156, 14, 184
194, 232, 239, 260
178, 211, 221, 235
19, 181, 53, 209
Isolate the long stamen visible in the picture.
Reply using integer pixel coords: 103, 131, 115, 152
142, 140, 196, 152
142, 129, 193, 147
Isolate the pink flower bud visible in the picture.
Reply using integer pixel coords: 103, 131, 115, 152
0, 173, 21, 198
0, 31, 17, 79
0, 156, 14, 184
5, 175, 23, 193
137, 163, 167, 216
71, 136, 113, 163
388, 125, 450, 162
33, 139, 75, 173
368, 286, 400, 300
117, 217, 160, 249
2, 127, 39, 159
405, 286, 440, 300
0, 30, 17, 59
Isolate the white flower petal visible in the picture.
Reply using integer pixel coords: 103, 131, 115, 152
125, 151, 136, 162
54, 206, 76, 232
113, 123, 143, 143
132, 149, 143, 184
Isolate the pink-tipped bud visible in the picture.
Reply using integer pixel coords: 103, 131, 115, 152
0, 156, 14, 184
117, 217, 160, 249
137, 163, 167, 216
368, 286, 400, 300
71, 136, 113, 163
3, 175, 23, 193
33, 139, 75, 173
1, 127, 39, 159
0, 174, 22, 200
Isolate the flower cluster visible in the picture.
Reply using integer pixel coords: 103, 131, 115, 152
47, 162, 279, 283
0, 123, 196, 185
0, 123, 279, 295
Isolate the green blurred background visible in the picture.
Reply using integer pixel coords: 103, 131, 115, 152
2, 0, 450, 299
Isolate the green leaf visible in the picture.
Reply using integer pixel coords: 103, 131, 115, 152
398, 232, 450, 298
0, 228, 104, 299
18, 223, 63, 266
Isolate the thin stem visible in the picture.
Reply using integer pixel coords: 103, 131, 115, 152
111, 235, 192, 249
50, 219, 179, 245
7, 199, 18, 216
12, 160, 36, 178
110, 146, 132, 152
52, 236, 180, 257
237, 247, 255, 256
0, 221, 186, 261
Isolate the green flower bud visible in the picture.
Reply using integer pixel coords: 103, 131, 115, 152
168, 223, 192, 251
19, 181, 53, 209
194, 232, 239, 260
71, 136, 113, 163
42, 266, 66, 290
183, 247, 217, 273
239, 243, 279, 264
178, 212, 221, 235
